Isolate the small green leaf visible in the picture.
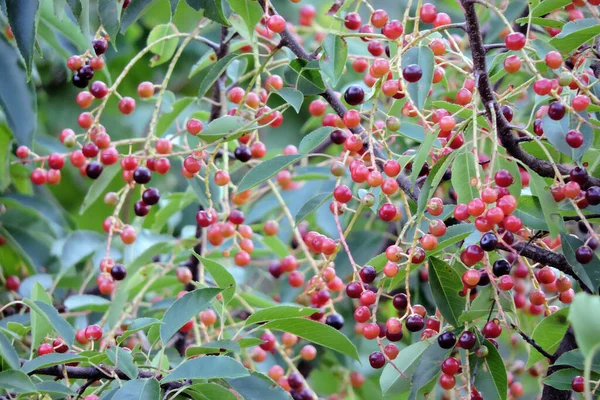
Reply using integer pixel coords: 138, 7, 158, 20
0, 125, 12, 191
544, 368, 599, 390
161, 355, 249, 382
294, 192, 333, 224
570, 292, 600, 356
260, 236, 289, 259
6, 0, 40, 76
227, 0, 262, 39
156, 97, 195, 136
476, 339, 508, 400
112, 378, 161, 400
36, 381, 75, 396
0, 36, 36, 147
527, 167, 564, 239
299, 127, 335, 154
121, 0, 161, 33
525, 307, 570, 368
23, 299, 74, 346
428, 257, 464, 327
285, 59, 326, 95
549, 18, 600, 53
60, 231, 105, 272
197, 115, 257, 143
22, 353, 87, 374
185, 339, 240, 357
29, 282, 52, 348
198, 53, 251, 99
451, 149, 481, 205
512, 195, 548, 231
408, 342, 452, 400
186, 383, 238, 400
117, 318, 162, 344
98, 0, 121, 44
193, 0, 230, 26
40, 0, 88, 51
402, 46, 434, 111
411, 132, 437, 185
417, 152, 456, 215
107, 346, 138, 380
64, 294, 111, 312
380, 341, 431, 395
554, 350, 600, 372
459, 285, 514, 322
160, 287, 222, 342
189, 51, 218, 78
0, 370, 37, 394
427, 224, 476, 257
147, 24, 179, 67
244, 305, 319, 326
0, 330, 19, 369
191, 253, 236, 304
320, 34, 348, 86
516, 16, 564, 29
237, 155, 305, 192
79, 164, 120, 215
531, 0, 571, 17
225, 372, 291, 400
260, 317, 359, 360
271, 87, 304, 113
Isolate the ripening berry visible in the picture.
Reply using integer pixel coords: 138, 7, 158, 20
137, 81, 155, 98
505, 32, 526, 51
420, 3, 437, 24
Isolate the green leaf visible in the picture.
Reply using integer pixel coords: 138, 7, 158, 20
411, 132, 437, 185
516, 16, 564, 29
79, 164, 121, 214
22, 353, 87, 374
162, 355, 248, 382
237, 154, 305, 192
531, 0, 570, 17
570, 292, 600, 356
189, 50, 218, 78
476, 339, 508, 400
271, 88, 304, 113
512, 195, 548, 231
225, 372, 291, 400
198, 53, 250, 99
294, 192, 333, 224
40, 0, 88, 51
191, 253, 236, 304
380, 341, 431, 395
189, 165, 223, 211
151, 191, 196, 232
228, 0, 262, 39
98, 0, 121, 44
121, 0, 161, 33
561, 233, 600, 293
459, 285, 514, 322
0, 125, 11, 191
112, 378, 161, 400
0, 36, 36, 147
0, 370, 37, 394
299, 127, 335, 154
244, 305, 319, 326
260, 235, 288, 258
147, 24, 179, 67
36, 381, 75, 396
451, 149, 480, 205
61, 231, 105, 272
29, 282, 52, 348
64, 294, 111, 312
117, 318, 162, 344
186, 383, 238, 400
527, 167, 564, 238
23, 299, 74, 346
554, 350, 600, 372
197, 115, 257, 143
544, 368, 597, 390
526, 307, 570, 368
549, 18, 600, 53
408, 342, 452, 400
542, 113, 591, 162
6, 0, 40, 76
428, 257, 464, 327
285, 59, 326, 95
194, 0, 229, 26
185, 340, 241, 357
0, 330, 19, 369
402, 45, 434, 111
260, 317, 359, 360
320, 34, 348, 86
417, 152, 456, 215
160, 287, 222, 342
107, 346, 139, 380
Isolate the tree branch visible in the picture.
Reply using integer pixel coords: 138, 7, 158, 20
511, 324, 556, 362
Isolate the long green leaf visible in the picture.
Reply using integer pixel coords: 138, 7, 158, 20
427, 257, 464, 327
237, 155, 305, 192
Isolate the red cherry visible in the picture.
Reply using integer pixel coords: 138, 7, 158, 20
505, 32, 526, 51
